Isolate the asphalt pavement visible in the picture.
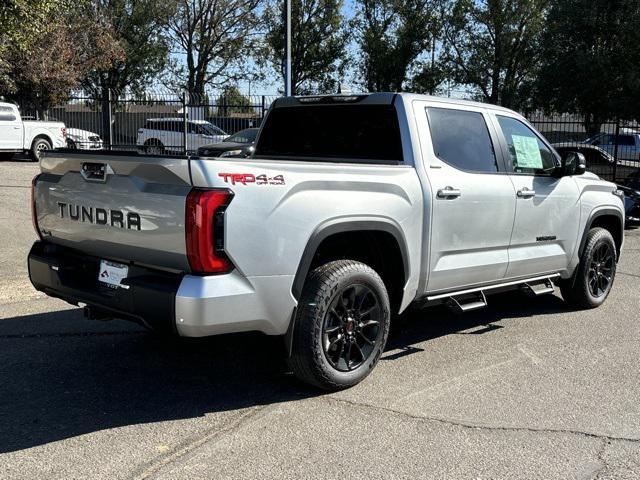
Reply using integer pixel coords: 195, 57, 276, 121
1, 159, 639, 479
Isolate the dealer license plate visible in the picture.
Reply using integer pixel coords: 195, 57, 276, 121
98, 260, 128, 288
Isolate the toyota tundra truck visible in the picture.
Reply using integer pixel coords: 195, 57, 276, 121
28, 93, 625, 390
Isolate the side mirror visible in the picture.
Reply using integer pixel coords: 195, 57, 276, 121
559, 151, 587, 176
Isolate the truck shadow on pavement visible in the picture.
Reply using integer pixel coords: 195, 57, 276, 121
0, 291, 572, 453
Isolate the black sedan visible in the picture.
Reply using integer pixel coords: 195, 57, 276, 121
617, 171, 640, 226
197, 128, 259, 158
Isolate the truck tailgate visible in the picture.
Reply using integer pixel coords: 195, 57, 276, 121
35, 152, 192, 271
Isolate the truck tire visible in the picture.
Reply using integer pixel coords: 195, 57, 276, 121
560, 227, 617, 309
289, 260, 391, 390
30, 138, 51, 162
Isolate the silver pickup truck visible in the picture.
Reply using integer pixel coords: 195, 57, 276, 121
28, 93, 625, 390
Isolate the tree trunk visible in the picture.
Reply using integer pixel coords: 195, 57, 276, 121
584, 113, 603, 138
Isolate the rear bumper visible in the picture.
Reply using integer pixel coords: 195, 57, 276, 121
28, 241, 181, 334
28, 241, 297, 337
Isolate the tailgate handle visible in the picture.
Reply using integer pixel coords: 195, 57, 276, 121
81, 162, 112, 182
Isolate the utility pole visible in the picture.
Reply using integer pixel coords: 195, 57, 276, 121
285, 0, 292, 96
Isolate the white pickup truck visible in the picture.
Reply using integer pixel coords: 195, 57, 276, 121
0, 102, 66, 161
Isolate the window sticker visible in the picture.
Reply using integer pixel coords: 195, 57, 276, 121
512, 135, 543, 169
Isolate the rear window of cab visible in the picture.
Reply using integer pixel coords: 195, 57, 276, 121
254, 105, 404, 164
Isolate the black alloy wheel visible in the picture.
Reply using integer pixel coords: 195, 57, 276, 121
560, 227, 617, 309
587, 242, 615, 298
322, 284, 383, 372
288, 260, 391, 390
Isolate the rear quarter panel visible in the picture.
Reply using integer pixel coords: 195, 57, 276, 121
23, 121, 66, 148
190, 158, 424, 309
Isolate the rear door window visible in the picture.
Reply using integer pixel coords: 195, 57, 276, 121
617, 135, 636, 146
426, 107, 499, 172
254, 104, 403, 163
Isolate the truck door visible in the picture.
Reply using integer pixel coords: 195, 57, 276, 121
492, 113, 581, 278
414, 103, 517, 293
0, 105, 23, 150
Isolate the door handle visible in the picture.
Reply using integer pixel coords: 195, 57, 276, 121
13, 125, 20, 129
517, 187, 536, 198
437, 186, 462, 199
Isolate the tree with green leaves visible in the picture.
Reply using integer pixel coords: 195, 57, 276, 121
443, 0, 548, 108
352, 0, 443, 92
263, 0, 348, 95
1, 1, 123, 113
216, 86, 253, 115
168, 0, 262, 99
82, 0, 175, 99
0, 0, 67, 95
536, 0, 640, 135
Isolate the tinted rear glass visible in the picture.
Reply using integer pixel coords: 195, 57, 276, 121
255, 105, 403, 163
427, 107, 498, 172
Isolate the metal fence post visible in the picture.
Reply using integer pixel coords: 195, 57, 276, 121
613, 118, 620, 183
183, 92, 188, 155
108, 89, 114, 150
261, 95, 266, 119
101, 89, 114, 150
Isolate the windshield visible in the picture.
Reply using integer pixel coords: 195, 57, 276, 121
226, 129, 258, 144
198, 123, 226, 136
626, 173, 640, 190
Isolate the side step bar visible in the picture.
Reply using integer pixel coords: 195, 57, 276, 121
446, 291, 487, 314
520, 278, 555, 297
428, 274, 560, 314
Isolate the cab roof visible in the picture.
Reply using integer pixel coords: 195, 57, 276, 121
273, 92, 518, 116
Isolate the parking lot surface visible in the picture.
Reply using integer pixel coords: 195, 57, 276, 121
1, 159, 639, 479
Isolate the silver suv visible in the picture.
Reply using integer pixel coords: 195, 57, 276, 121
29, 93, 625, 390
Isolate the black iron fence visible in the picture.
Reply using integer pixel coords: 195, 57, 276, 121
528, 112, 640, 184
19, 91, 277, 154
16, 92, 640, 184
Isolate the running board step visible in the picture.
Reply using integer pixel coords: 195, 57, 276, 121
446, 291, 487, 314
520, 278, 555, 297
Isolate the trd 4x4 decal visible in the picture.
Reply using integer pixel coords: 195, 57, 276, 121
218, 173, 285, 185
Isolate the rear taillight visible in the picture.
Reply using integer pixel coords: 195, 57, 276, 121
31, 174, 42, 239
61, 127, 66, 138
185, 189, 234, 274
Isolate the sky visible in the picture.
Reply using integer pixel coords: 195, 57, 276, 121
208, 0, 359, 97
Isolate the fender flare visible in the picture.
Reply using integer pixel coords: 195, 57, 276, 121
578, 207, 624, 259
31, 134, 53, 150
285, 217, 410, 357
291, 217, 410, 300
